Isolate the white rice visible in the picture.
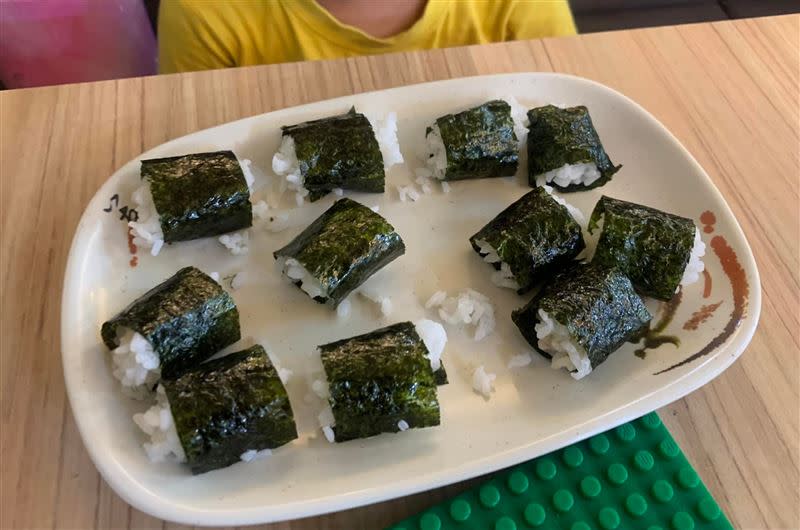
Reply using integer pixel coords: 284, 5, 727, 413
414, 319, 447, 372
208, 271, 220, 282
425, 124, 448, 180
474, 239, 520, 291
415, 176, 433, 194
538, 162, 601, 189
535, 309, 592, 380
397, 185, 420, 202
218, 229, 250, 255
425, 289, 496, 341
318, 403, 336, 444
128, 182, 165, 257
472, 365, 496, 398
503, 95, 529, 148
279, 257, 326, 299
681, 228, 706, 286
368, 111, 404, 169
311, 378, 330, 399
276, 365, 293, 384
358, 283, 393, 317
239, 158, 256, 193
230, 271, 246, 290
240, 448, 271, 462
252, 199, 270, 220
397, 420, 410, 432
272, 135, 308, 206
507, 352, 533, 369
542, 184, 586, 226
132, 385, 186, 463
336, 298, 352, 319
111, 328, 161, 399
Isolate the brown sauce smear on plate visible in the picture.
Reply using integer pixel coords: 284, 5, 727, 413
683, 301, 722, 330
656, 234, 748, 374
631, 290, 682, 359
127, 227, 138, 268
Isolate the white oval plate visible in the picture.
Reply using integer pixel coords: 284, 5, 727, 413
62, 73, 760, 526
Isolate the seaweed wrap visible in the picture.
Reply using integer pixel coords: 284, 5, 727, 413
426, 100, 519, 181
101, 266, 241, 396
274, 198, 405, 308
469, 186, 585, 293
272, 108, 403, 204
315, 320, 447, 443
511, 264, 651, 379
589, 196, 706, 300
527, 105, 620, 191
133, 345, 298, 474
129, 150, 254, 255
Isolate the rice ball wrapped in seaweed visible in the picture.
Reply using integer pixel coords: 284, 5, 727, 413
527, 105, 620, 191
316, 321, 447, 443
274, 198, 405, 308
469, 186, 585, 293
426, 100, 519, 181
129, 151, 253, 255
134, 345, 297, 474
589, 196, 706, 301
101, 267, 241, 396
512, 264, 651, 380
272, 107, 402, 204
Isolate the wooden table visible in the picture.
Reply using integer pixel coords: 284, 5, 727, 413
2, 15, 797, 530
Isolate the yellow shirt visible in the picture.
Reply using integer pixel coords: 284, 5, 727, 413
159, 0, 576, 73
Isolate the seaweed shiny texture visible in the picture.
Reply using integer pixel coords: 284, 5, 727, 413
589, 196, 696, 300
164, 345, 297, 474
141, 150, 252, 242
283, 107, 384, 201
469, 187, 585, 293
512, 264, 651, 369
432, 99, 518, 180
526, 105, 620, 191
320, 322, 441, 442
273, 198, 405, 307
101, 267, 241, 379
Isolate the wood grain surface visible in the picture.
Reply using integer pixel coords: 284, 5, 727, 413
2, 15, 798, 530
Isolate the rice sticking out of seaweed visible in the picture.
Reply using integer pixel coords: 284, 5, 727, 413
111, 328, 161, 399
272, 135, 308, 206
278, 257, 327, 300
240, 448, 272, 462
681, 228, 706, 287
133, 385, 186, 462
129, 182, 165, 256
542, 184, 586, 226
535, 309, 592, 380
541, 162, 602, 189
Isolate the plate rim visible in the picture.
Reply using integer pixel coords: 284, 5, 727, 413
61, 71, 762, 525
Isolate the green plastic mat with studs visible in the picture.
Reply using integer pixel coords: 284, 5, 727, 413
387, 412, 731, 530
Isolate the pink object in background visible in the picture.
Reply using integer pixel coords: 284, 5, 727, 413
0, 0, 157, 88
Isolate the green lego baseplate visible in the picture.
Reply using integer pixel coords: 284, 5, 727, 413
388, 412, 731, 530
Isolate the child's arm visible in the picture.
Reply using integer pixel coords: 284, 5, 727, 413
158, 0, 238, 74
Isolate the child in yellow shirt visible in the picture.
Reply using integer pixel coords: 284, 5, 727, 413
158, 0, 576, 73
